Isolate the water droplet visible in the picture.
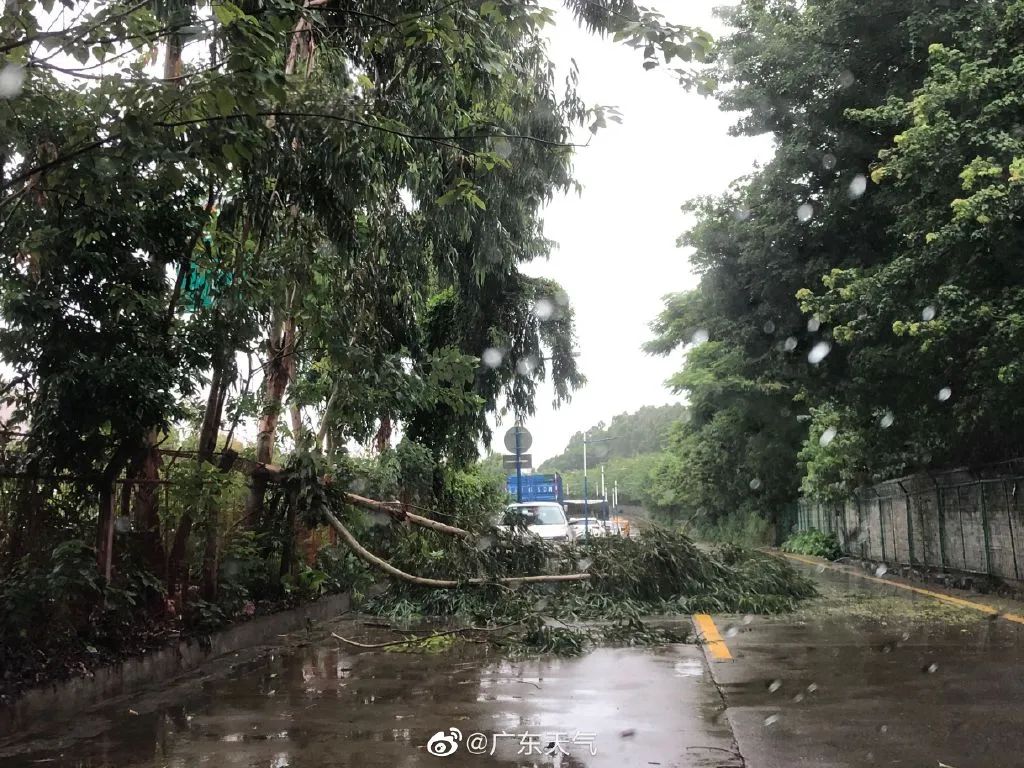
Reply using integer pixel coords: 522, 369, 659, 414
734, 206, 752, 221
516, 355, 539, 376
749, 478, 762, 491
808, 341, 832, 365
848, 174, 867, 199
490, 136, 512, 159
763, 320, 776, 334
534, 298, 554, 320
937, 387, 952, 402
768, 679, 782, 693
475, 535, 494, 551
724, 625, 740, 638
797, 203, 814, 222
482, 348, 503, 368
806, 682, 818, 693
925, 663, 938, 674
691, 329, 709, 345
875, 564, 888, 577
792, 692, 805, 703
743, 614, 754, 625
838, 69, 856, 88
879, 412, 895, 429
922, 305, 936, 322
807, 315, 821, 332
0, 64, 25, 99
819, 427, 837, 447
822, 153, 837, 170
579, 557, 593, 571
114, 516, 131, 533
368, 511, 391, 527
764, 714, 780, 727
783, 336, 798, 352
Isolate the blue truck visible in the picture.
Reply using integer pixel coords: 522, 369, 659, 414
506, 473, 564, 503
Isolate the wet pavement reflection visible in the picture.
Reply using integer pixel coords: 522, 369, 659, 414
0, 627, 737, 768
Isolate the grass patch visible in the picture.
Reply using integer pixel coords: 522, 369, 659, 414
782, 529, 842, 560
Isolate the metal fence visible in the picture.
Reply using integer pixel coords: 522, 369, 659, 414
796, 462, 1024, 582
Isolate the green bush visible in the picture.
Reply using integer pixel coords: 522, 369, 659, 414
781, 529, 842, 560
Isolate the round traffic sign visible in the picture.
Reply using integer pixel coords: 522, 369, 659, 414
503, 425, 532, 454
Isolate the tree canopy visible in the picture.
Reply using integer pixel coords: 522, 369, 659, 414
646, 0, 1023, 527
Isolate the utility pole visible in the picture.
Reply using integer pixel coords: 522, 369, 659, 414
582, 432, 615, 539
600, 465, 606, 500
613, 480, 618, 508
514, 424, 523, 503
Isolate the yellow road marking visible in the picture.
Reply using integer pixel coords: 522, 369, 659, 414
779, 552, 1024, 625
692, 613, 733, 661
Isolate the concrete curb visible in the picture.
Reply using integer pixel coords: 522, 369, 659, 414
0, 591, 350, 737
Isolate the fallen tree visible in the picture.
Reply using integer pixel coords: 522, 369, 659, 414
323, 510, 590, 588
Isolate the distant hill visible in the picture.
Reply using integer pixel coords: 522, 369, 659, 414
539, 403, 687, 472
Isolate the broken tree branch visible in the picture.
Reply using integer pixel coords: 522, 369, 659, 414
323, 510, 590, 588
330, 621, 520, 650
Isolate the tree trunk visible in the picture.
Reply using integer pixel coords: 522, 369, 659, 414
96, 441, 135, 579
245, 314, 296, 520
200, 355, 230, 600
167, 355, 230, 601
374, 415, 392, 454
132, 433, 166, 579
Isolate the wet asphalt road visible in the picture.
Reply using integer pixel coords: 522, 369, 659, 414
716, 564, 1024, 768
2, 562, 1022, 767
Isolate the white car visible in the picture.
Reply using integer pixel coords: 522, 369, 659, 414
500, 502, 575, 543
568, 517, 606, 538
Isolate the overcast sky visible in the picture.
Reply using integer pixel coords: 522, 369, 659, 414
508, 1, 775, 464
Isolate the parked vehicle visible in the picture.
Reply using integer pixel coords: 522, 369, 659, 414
499, 502, 575, 542
568, 516, 606, 538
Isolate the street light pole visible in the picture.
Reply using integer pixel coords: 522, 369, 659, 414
582, 433, 614, 540
582, 431, 589, 539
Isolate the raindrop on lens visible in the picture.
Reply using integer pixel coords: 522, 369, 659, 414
534, 298, 555, 320
819, 427, 837, 447
806, 683, 818, 693
838, 69, 855, 88
749, 478, 762, 491
763, 320, 776, 334
516, 356, 538, 377
880, 412, 895, 429
490, 136, 512, 159
797, 203, 814, 222
0, 64, 25, 98
734, 207, 752, 222
808, 341, 832, 365
937, 387, 952, 402
792, 692, 805, 703
692, 329, 709, 345
922, 305, 936, 321
768, 680, 782, 693
925, 663, 938, 674
725, 625, 739, 638
114, 516, 131, 533
475, 535, 494, 551
875, 564, 888, 577
784, 336, 798, 352
764, 714, 780, 726
482, 348, 503, 368
822, 153, 837, 170
848, 174, 867, 199
807, 316, 821, 332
